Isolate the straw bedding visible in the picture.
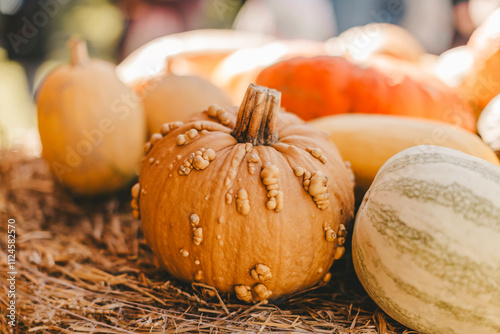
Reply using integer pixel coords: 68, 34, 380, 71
0, 149, 415, 333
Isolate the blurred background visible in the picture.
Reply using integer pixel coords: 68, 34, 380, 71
0, 0, 498, 152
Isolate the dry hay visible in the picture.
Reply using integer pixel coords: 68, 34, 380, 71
0, 149, 415, 334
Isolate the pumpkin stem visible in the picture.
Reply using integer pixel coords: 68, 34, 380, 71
232, 83, 281, 146
68, 36, 89, 66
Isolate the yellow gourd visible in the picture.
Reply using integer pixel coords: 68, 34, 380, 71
309, 113, 500, 201
37, 38, 146, 195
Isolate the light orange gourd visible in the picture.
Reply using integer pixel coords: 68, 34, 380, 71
37, 38, 146, 195
132, 84, 355, 302
139, 66, 233, 134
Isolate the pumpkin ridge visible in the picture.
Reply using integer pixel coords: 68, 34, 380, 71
266, 143, 350, 290
215, 143, 252, 290
271, 142, 328, 206
251, 145, 281, 294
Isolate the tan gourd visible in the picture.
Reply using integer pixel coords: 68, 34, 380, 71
133, 84, 355, 302
37, 37, 146, 195
139, 65, 233, 134
309, 113, 500, 202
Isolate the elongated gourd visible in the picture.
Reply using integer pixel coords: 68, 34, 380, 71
309, 113, 500, 201
353, 145, 500, 334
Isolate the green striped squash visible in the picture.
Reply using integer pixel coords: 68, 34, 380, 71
353, 145, 500, 334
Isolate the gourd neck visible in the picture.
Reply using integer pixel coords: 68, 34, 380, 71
232, 83, 281, 146
68, 37, 89, 66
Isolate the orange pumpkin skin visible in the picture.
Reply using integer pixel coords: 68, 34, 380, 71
257, 56, 356, 120
460, 9, 500, 117
133, 84, 355, 302
255, 56, 476, 132
211, 39, 327, 103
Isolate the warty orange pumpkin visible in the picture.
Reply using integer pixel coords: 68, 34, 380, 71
37, 37, 146, 195
132, 83, 355, 302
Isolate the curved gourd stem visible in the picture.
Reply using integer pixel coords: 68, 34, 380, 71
68, 36, 89, 66
232, 83, 281, 146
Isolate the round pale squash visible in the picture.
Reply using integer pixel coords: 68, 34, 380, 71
309, 113, 500, 201
140, 72, 233, 134
460, 8, 500, 117
37, 38, 146, 195
132, 84, 355, 302
353, 145, 500, 334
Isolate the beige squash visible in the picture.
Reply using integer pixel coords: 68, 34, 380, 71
309, 113, 500, 202
353, 145, 500, 334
